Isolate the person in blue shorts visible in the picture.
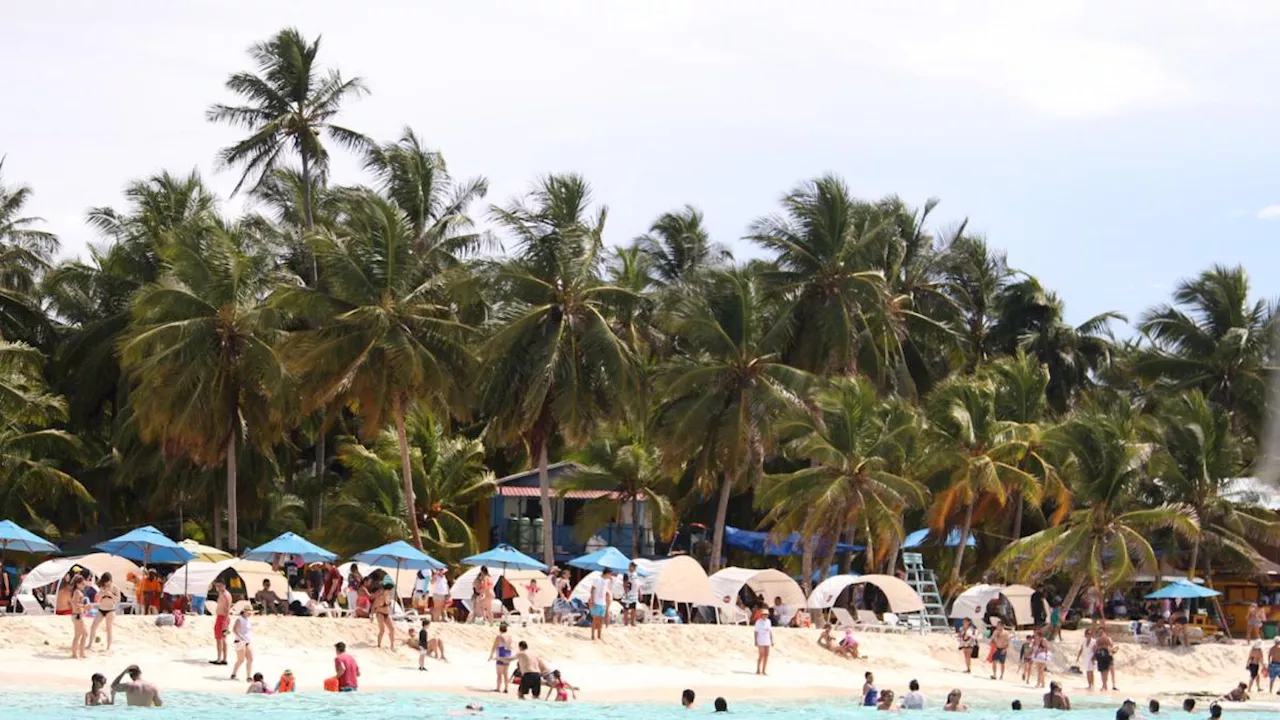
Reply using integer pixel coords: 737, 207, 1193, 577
589, 569, 613, 641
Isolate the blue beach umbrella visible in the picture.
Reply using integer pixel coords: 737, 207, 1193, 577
461, 543, 547, 572
94, 525, 196, 565
569, 546, 647, 575
1144, 578, 1221, 600
243, 532, 337, 564
0, 519, 59, 554
902, 527, 976, 549
352, 540, 446, 572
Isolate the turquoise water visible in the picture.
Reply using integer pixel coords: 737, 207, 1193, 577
7, 691, 1276, 719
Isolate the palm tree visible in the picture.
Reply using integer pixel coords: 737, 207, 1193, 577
942, 233, 1010, 370
332, 408, 496, 558
761, 377, 927, 585
206, 27, 369, 260
276, 191, 475, 549
0, 340, 88, 530
1136, 265, 1273, 434
748, 175, 895, 380
476, 174, 638, 569
558, 432, 678, 557
653, 268, 811, 571
994, 408, 1198, 610
1148, 390, 1279, 577
119, 221, 288, 550
0, 159, 57, 344
636, 205, 729, 286
921, 376, 1040, 583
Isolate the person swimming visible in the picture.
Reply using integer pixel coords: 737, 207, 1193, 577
863, 671, 878, 706
84, 673, 112, 706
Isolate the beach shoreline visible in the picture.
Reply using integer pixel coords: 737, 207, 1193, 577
1, 615, 1278, 712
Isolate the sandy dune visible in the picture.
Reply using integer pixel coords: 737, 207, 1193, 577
0, 614, 1275, 710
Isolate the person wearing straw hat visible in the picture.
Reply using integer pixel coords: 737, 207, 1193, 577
230, 604, 255, 681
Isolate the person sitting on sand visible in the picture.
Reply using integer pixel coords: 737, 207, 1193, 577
1219, 682, 1249, 702
255, 579, 284, 615
110, 665, 162, 707
85, 673, 112, 706
943, 689, 967, 712
1043, 681, 1070, 710
876, 689, 898, 711
246, 672, 272, 694
545, 669, 578, 702
273, 670, 295, 693
838, 628, 861, 658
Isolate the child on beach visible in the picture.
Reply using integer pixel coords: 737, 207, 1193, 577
546, 670, 578, 701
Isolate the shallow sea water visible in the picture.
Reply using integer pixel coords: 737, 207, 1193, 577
6, 690, 1277, 719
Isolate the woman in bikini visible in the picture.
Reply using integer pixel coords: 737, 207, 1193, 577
373, 583, 396, 650
87, 572, 119, 652
547, 669, 578, 702
69, 575, 88, 659
475, 568, 494, 624
487, 622, 513, 693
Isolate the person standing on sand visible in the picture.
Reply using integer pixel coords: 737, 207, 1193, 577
430, 569, 450, 622
211, 580, 231, 665
1267, 638, 1280, 693
1247, 641, 1264, 693
110, 665, 162, 707
957, 618, 977, 673
488, 621, 513, 693
990, 620, 1011, 680
69, 575, 88, 659
1077, 627, 1097, 690
1247, 603, 1265, 642
332, 641, 360, 692
754, 608, 773, 675
230, 605, 254, 681
1030, 628, 1051, 688
372, 581, 395, 650
589, 569, 612, 640
1094, 630, 1116, 692
513, 640, 550, 699
621, 563, 639, 627
87, 572, 119, 652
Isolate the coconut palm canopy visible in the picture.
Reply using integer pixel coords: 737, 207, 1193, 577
5, 26, 1280, 603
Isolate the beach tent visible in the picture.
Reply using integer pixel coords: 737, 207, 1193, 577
163, 559, 287, 601
339, 561, 420, 600
18, 553, 141, 596
709, 567, 806, 612
847, 574, 925, 614
179, 539, 232, 563
950, 583, 1048, 628
450, 566, 552, 610
806, 574, 863, 609
633, 556, 719, 606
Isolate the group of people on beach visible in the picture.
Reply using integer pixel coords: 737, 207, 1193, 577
486, 621, 578, 701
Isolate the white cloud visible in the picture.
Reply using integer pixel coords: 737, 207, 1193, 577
1257, 206, 1280, 219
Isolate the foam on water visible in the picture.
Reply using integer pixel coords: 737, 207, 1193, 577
8, 690, 1277, 719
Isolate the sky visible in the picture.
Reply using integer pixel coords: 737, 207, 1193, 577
4, 1, 1280, 327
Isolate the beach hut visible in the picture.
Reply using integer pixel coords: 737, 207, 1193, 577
18, 553, 142, 597
450, 566, 552, 611
709, 567, 806, 623
847, 574, 925, 614
805, 574, 863, 609
163, 559, 287, 606
949, 583, 1048, 629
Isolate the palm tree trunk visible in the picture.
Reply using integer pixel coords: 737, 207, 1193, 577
863, 515, 876, 576
883, 536, 900, 575
213, 485, 223, 549
1187, 537, 1201, 581
1061, 574, 1087, 620
801, 531, 816, 595
537, 441, 554, 570
1010, 491, 1024, 542
839, 527, 855, 574
314, 426, 326, 529
631, 495, 641, 558
226, 429, 238, 551
952, 502, 975, 584
393, 394, 424, 549
709, 471, 733, 573
300, 151, 317, 283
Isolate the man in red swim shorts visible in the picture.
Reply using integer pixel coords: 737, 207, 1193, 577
211, 581, 231, 665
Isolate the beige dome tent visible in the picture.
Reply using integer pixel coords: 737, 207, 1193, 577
19, 553, 142, 597
709, 567, 806, 623
633, 556, 719, 606
163, 559, 288, 603
848, 574, 925, 613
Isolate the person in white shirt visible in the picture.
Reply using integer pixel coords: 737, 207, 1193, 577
902, 679, 925, 709
430, 569, 450, 622
589, 569, 613, 641
754, 608, 773, 675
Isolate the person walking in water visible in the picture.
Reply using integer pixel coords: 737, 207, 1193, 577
211, 581, 231, 665
87, 572, 119, 652
230, 606, 254, 681
487, 622, 513, 693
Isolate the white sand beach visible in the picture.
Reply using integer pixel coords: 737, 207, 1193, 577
1, 614, 1277, 712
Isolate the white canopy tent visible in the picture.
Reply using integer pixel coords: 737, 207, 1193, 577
163, 559, 287, 600
450, 566, 552, 610
18, 553, 141, 596
633, 556, 719, 606
950, 583, 1048, 628
709, 567, 806, 623
848, 574, 925, 614
806, 574, 862, 609
571, 571, 623, 604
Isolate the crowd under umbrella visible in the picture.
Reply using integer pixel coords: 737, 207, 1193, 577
351, 540, 445, 595
569, 546, 647, 575
242, 532, 338, 565
0, 519, 59, 555
94, 525, 197, 566
461, 543, 548, 575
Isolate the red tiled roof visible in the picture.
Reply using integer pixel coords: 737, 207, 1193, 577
496, 486, 614, 500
